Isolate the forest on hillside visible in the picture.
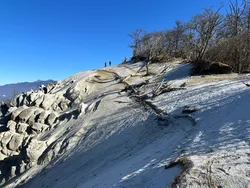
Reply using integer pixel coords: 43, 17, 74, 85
129, 0, 250, 74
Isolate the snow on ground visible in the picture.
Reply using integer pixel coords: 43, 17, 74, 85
4, 61, 250, 187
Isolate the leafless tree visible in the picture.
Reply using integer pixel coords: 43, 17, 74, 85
172, 20, 188, 57
129, 29, 147, 60
129, 30, 167, 63
221, 0, 248, 72
224, 0, 247, 37
188, 6, 223, 60
128, 0, 250, 74
205, 32, 250, 72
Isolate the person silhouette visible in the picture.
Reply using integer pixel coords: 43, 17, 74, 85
104, 62, 107, 67
109, 61, 111, 66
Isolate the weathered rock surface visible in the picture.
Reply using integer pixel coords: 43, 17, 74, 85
45, 112, 58, 126
0, 79, 83, 186
30, 123, 49, 134
6, 120, 16, 133
10, 106, 28, 121
18, 107, 37, 123
1, 61, 250, 188
7, 134, 23, 151
16, 123, 29, 134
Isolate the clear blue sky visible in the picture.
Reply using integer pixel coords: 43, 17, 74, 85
0, 0, 229, 85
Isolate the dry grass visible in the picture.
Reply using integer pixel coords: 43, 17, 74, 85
166, 157, 194, 188
186, 73, 249, 86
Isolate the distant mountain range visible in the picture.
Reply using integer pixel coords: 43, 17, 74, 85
0, 80, 55, 101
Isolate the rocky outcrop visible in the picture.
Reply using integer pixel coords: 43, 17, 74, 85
0, 69, 122, 186
1, 62, 188, 187
0, 80, 80, 186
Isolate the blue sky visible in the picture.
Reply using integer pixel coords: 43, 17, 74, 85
0, 0, 229, 85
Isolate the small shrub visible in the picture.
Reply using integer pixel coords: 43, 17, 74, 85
192, 59, 211, 75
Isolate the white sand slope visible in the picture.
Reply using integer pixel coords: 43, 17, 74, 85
1, 61, 250, 188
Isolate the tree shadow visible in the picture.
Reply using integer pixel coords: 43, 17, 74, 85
164, 85, 250, 158
17, 103, 168, 187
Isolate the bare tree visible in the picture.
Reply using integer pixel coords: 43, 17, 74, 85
189, 6, 223, 60
222, 0, 247, 72
129, 29, 167, 63
129, 29, 147, 60
172, 20, 188, 57
243, 2, 250, 32
224, 0, 247, 37
127, 0, 250, 74
144, 32, 166, 60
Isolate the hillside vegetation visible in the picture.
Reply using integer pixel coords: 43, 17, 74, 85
129, 0, 250, 74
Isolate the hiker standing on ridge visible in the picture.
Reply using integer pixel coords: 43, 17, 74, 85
104, 62, 107, 67
109, 61, 111, 66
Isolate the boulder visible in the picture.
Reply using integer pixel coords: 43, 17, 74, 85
79, 103, 88, 114
1, 132, 12, 147
33, 95, 44, 107
25, 139, 46, 163
7, 107, 18, 115
46, 112, 58, 126
28, 93, 38, 103
47, 83, 56, 93
40, 95, 56, 110
10, 106, 28, 121
34, 108, 44, 116
18, 107, 37, 123
65, 88, 79, 102
38, 141, 62, 165
51, 101, 61, 112
16, 123, 29, 134
27, 108, 43, 126
27, 114, 36, 126
37, 111, 50, 124
1, 147, 9, 156
7, 134, 23, 151
30, 123, 49, 134
59, 101, 69, 111
28, 92, 43, 104
7, 120, 17, 133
